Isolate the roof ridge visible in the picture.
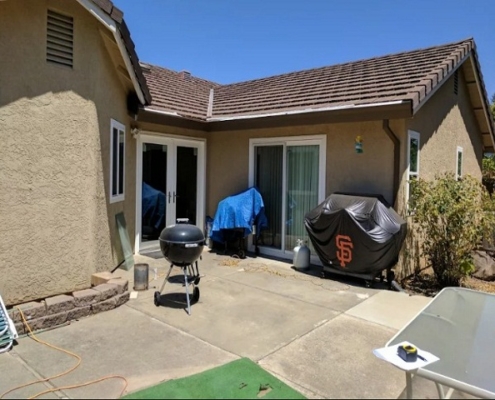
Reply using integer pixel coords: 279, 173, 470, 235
139, 62, 221, 87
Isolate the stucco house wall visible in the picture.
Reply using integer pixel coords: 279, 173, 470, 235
206, 119, 403, 218
0, 0, 134, 305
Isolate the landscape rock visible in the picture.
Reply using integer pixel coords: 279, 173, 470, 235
472, 250, 495, 281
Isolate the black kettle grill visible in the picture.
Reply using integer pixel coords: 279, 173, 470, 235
154, 219, 205, 315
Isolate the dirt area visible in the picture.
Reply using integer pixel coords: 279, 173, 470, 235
402, 273, 495, 297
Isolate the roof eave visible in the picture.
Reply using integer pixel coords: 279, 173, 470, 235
207, 100, 412, 123
467, 52, 495, 152
138, 107, 208, 131
207, 100, 412, 132
77, 0, 150, 105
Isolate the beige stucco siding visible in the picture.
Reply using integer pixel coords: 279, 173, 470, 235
406, 71, 484, 183
0, 0, 134, 305
206, 120, 401, 218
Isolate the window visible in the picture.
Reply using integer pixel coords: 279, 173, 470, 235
406, 131, 420, 204
47, 10, 74, 68
110, 120, 125, 203
456, 146, 463, 180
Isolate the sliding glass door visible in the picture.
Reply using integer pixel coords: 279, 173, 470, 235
254, 145, 283, 249
285, 144, 319, 251
250, 136, 326, 258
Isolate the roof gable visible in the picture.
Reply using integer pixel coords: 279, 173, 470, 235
78, 0, 151, 105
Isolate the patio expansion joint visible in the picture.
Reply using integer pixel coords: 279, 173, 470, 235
341, 311, 400, 333
6, 349, 71, 399
219, 272, 355, 314
256, 316, 339, 363
121, 302, 240, 359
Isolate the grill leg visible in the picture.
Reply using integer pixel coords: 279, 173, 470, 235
187, 264, 194, 280
183, 266, 192, 315
158, 264, 174, 294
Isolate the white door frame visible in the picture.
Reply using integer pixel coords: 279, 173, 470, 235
248, 135, 326, 262
135, 132, 206, 254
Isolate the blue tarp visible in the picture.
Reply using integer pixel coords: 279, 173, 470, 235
210, 187, 268, 243
142, 182, 166, 231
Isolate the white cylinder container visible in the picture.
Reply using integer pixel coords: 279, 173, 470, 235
293, 239, 310, 270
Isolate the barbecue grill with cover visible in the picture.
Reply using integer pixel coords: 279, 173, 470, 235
304, 193, 407, 287
210, 187, 268, 258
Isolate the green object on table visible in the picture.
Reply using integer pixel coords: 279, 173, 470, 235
122, 358, 306, 399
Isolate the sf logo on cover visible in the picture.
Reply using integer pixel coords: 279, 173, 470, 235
336, 235, 353, 267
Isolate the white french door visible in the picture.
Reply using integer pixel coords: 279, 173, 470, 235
248, 135, 326, 260
135, 134, 205, 253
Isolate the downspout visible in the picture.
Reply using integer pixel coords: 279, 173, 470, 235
382, 120, 400, 206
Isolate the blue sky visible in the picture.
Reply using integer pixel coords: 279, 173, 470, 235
114, 0, 495, 99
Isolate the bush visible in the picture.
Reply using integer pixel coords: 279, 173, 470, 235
409, 173, 495, 287
482, 154, 495, 194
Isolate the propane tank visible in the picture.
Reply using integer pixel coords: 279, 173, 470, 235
293, 239, 310, 270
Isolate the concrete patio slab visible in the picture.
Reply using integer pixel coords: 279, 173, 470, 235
221, 263, 375, 312
1, 250, 441, 399
0, 352, 59, 399
344, 290, 432, 330
7, 306, 238, 399
127, 277, 340, 360
259, 314, 405, 399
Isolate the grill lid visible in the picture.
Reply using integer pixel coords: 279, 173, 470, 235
159, 223, 205, 245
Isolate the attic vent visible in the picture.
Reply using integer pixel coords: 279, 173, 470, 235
47, 10, 73, 68
180, 70, 191, 80
453, 70, 459, 95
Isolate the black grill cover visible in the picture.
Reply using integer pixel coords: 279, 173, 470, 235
304, 193, 407, 274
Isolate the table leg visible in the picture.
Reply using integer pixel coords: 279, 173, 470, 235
435, 382, 445, 399
406, 372, 413, 399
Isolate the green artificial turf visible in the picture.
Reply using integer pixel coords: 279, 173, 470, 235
123, 358, 306, 399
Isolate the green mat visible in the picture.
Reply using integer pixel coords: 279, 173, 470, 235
123, 358, 306, 399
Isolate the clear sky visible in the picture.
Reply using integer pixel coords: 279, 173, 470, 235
114, 0, 495, 98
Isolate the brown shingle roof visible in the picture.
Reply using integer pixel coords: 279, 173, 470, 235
141, 64, 220, 120
211, 39, 473, 118
142, 39, 478, 121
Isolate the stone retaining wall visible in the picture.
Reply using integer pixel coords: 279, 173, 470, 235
7, 279, 130, 335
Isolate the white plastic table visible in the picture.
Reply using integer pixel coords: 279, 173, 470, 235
387, 287, 495, 399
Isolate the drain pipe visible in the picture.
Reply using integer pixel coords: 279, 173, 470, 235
391, 280, 407, 293
383, 121, 407, 293
382, 120, 400, 206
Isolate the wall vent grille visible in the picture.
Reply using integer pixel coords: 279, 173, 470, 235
47, 10, 73, 68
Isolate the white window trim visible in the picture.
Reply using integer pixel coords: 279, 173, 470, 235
456, 146, 463, 180
110, 119, 125, 203
406, 130, 420, 205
